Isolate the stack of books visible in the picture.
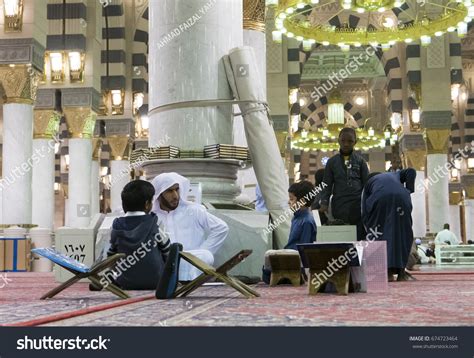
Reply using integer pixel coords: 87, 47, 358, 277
147, 146, 180, 160
204, 144, 250, 161
180, 150, 205, 159
130, 148, 148, 164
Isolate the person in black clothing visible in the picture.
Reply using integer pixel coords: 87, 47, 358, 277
320, 127, 369, 240
98, 180, 173, 290
311, 168, 329, 225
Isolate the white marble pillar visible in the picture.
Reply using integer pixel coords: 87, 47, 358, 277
426, 154, 450, 233
2, 103, 33, 224
67, 139, 92, 227
449, 205, 461, 239
90, 160, 100, 217
110, 160, 130, 213
148, 0, 243, 149
412, 171, 427, 238
32, 138, 55, 229
465, 199, 474, 243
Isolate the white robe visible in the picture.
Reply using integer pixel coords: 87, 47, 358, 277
151, 173, 229, 280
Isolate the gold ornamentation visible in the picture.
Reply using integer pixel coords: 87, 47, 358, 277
92, 138, 102, 161
107, 136, 130, 160
33, 110, 60, 139
449, 191, 463, 205
403, 149, 426, 171
462, 175, 474, 199
0, 65, 40, 104
243, 0, 265, 32
63, 108, 96, 139
424, 128, 450, 154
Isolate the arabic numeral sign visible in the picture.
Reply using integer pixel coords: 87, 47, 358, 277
64, 244, 86, 263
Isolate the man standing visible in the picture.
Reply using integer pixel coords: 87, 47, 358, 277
152, 172, 229, 281
320, 127, 369, 240
361, 168, 416, 281
434, 224, 461, 246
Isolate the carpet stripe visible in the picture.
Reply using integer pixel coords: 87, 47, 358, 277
4, 295, 155, 327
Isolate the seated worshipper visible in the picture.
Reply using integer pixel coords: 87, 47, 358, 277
415, 239, 436, 264
262, 181, 317, 284
152, 172, 229, 281
286, 180, 318, 250
434, 223, 461, 246
320, 127, 369, 240
96, 180, 172, 290
361, 168, 416, 281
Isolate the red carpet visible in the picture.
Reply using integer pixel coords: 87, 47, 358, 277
1, 272, 473, 326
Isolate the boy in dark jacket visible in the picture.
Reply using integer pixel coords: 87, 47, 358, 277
101, 180, 171, 290
320, 127, 369, 240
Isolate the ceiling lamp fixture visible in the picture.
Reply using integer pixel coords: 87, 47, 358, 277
291, 91, 385, 152
3, 0, 23, 32
273, 0, 471, 48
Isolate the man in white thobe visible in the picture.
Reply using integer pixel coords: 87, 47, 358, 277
434, 223, 461, 246
151, 172, 229, 281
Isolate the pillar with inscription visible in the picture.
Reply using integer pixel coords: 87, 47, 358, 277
400, 134, 427, 238
0, 66, 40, 224
63, 107, 96, 228
32, 110, 60, 229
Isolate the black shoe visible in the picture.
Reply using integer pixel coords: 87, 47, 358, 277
156, 243, 182, 299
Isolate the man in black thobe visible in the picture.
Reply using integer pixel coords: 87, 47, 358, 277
361, 169, 416, 281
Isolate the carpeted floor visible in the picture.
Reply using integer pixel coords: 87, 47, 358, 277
0, 271, 473, 326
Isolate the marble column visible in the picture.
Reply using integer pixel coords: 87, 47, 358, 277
64, 108, 96, 228
0, 66, 39, 224
90, 138, 102, 217
32, 110, 60, 229
461, 175, 474, 243
448, 184, 462, 239
148, 0, 243, 149
107, 136, 131, 213
424, 128, 451, 234
400, 134, 427, 237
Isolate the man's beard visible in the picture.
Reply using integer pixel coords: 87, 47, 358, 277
160, 196, 179, 211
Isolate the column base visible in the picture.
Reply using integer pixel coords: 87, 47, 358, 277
141, 159, 242, 203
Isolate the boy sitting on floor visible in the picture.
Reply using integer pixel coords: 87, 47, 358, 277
262, 181, 317, 283
96, 180, 175, 290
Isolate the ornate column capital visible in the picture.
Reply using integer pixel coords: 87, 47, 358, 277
402, 150, 426, 171
0, 65, 40, 105
243, 0, 265, 32
92, 138, 102, 161
107, 136, 131, 160
424, 128, 450, 154
461, 175, 474, 199
63, 108, 97, 139
33, 110, 60, 139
